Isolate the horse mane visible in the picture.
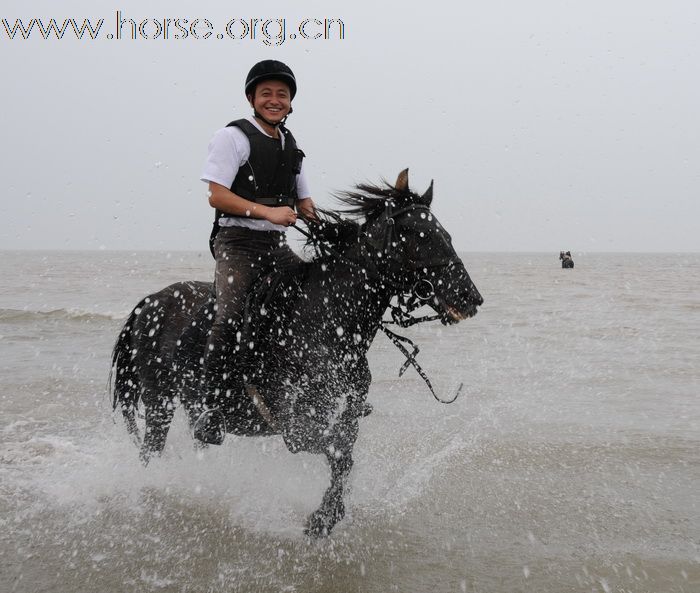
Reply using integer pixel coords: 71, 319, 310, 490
305, 181, 420, 250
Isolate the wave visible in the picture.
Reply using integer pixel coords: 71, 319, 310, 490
0, 307, 128, 324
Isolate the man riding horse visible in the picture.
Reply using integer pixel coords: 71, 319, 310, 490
194, 60, 315, 445
112, 165, 484, 536
111, 62, 484, 536
560, 251, 574, 268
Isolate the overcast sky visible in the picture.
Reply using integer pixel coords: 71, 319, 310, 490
1, 0, 698, 252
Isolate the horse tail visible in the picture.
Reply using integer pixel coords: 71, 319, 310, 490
110, 299, 146, 443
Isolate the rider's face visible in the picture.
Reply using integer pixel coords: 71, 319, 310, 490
249, 80, 291, 124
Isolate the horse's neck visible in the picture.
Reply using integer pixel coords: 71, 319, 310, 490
313, 247, 393, 337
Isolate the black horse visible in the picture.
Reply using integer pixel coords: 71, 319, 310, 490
560, 250, 574, 268
111, 169, 483, 536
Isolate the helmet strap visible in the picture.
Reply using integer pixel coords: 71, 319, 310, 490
253, 109, 280, 129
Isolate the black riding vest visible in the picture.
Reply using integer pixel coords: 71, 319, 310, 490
209, 119, 305, 256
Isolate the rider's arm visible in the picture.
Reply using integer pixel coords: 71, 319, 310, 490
208, 182, 297, 226
294, 160, 317, 221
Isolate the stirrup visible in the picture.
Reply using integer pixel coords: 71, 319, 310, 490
193, 408, 227, 445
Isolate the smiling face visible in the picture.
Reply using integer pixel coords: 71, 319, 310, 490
248, 79, 291, 126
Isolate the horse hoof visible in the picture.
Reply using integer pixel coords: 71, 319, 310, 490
304, 512, 331, 538
304, 500, 345, 538
193, 409, 226, 445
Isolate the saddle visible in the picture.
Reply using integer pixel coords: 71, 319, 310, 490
175, 263, 308, 381
241, 261, 308, 345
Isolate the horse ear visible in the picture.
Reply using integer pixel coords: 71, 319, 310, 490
418, 180, 433, 206
395, 168, 409, 192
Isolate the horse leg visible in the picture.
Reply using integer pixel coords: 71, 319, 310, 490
116, 399, 141, 448
139, 397, 175, 465
305, 418, 359, 537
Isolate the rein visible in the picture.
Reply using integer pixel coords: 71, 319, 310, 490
292, 216, 462, 404
381, 288, 462, 404
380, 324, 462, 404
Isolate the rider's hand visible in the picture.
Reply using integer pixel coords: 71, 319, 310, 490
265, 206, 297, 226
296, 197, 318, 222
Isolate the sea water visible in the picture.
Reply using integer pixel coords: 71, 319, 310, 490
1, 250, 698, 593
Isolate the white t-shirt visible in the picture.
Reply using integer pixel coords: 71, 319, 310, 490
200, 116, 311, 232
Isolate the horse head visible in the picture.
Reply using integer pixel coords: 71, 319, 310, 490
362, 169, 484, 324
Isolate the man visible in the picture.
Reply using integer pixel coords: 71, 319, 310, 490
194, 60, 315, 445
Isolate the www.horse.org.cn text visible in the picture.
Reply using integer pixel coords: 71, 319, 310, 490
1, 12, 346, 45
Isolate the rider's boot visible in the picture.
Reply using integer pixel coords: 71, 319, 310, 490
193, 380, 229, 445
194, 337, 246, 445
193, 371, 245, 445
193, 403, 227, 445
194, 333, 232, 445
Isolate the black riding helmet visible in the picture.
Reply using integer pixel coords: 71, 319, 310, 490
245, 60, 297, 99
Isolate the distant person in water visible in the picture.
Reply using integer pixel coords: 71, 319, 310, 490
194, 60, 316, 445
560, 251, 574, 268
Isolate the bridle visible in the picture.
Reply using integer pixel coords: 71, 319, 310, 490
292, 202, 464, 404
296, 202, 459, 320
364, 202, 460, 269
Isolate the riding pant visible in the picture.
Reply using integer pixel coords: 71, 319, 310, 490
202, 226, 302, 406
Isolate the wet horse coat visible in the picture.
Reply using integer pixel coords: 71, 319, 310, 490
111, 170, 483, 536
